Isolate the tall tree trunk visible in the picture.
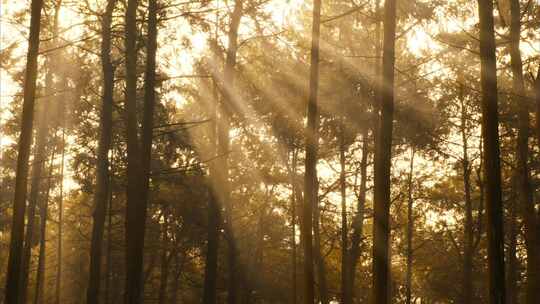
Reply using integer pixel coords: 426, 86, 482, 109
477, 0, 506, 303
4, 0, 44, 300
405, 148, 415, 304
203, 188, 220, 304
218, 1, 243, 303
371, 0, 396, 302
506, 178, 518, 304
303, 1, 321, 303
536, 64, 540, 168
104, 159, 114, 304
347, 129, 368, 303
203, 36, 221, 304
340, 101, 349, 304
56, 125, 66, 304
87, 1, 117, 302
158, 215, 170, 304
20, 92, 49, 304
460, 88, 474, 304
124, 0, 158, 301
123, 0, 142, 298
313, 180, 328, 304
509, 1, 538, 303
20, 32, 58, 302
290, 150, 298, 304
33, 144, 56, 304
535, 64, 540, 304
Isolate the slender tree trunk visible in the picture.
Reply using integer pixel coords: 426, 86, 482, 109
158, 215, 170, 304
372, 0, 396, 302
289, 149, 298, 304
536, 65, 540, 164
535, 64, 540, 304
460, 89, 474, 304
477, 0, 506, 303
56, 125, 66, 304
20, 104, 48, 304
87, 1, 117, 302
33, 144, 56, 304
347, 129, 368, 303
124, 0, 158, 301
313, 180, 328, 304
303, 1, 321, 303
203, 37, 221, 304
509, 1, 538, 303
20, 43, 56, 304
123, 0, 142, 298
105, 160, 114, 304
203, 188, 220, 304
4, 0, 43, 300
218, 1, 243, 303
506, 178, 518, 304
340, 102, 349, 304
405, 148, 415, 304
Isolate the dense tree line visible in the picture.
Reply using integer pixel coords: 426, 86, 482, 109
0, 0, 539, 303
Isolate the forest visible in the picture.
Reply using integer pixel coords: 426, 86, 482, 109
0, 0, 539, 303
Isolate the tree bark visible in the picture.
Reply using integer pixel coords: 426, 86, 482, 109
124, 0, 158, 301
33, 144, 56, 304
158, 215, 170, 304
340, 101, 349, 304
20, 82, 50, 304
303, 0, 322, 303
508, 1, 538, 303
217, 1, 243, 303
347, 129, 368, 303
371, 0, 396, 302
313, 180, 328, 304
123, 0, 142, 298
477, 0, 506, 303
405, 148, 415, 304
459, 86, 474, 304
4, 1, 44, 302
289, 149, 298, 304
105, 162, 114, 304
203, 36, 222, 304
506, 178, 518, 304
87, 1, 116, 302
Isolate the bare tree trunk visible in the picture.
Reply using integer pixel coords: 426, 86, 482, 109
20, 106, 47, 304
217, 1, 243, 303
508, 1, 537, 303
20, 42, 56, 304
203, 38, 221, 304
506, 178, 518, 304
105, 161, 114, 304
33, 144, 56, 304
372, 0, 396, 302
56, 124, 66, 304
405, 148, 415, 304
87, 1, 117, 302
536, 65, 540, 170
459, 88, 474, 304
339, 102, 349, 304
313, 180, 328, 304
291, 150, 298, 304
123, 0, 142, 298
347, 129, 368, 303
303, 0, 321, 303
477, 0, 506, 302
535, 64, 540, 304
158, 215, 170, 304
4, 0, 44, 300
124, 0, 158, 301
